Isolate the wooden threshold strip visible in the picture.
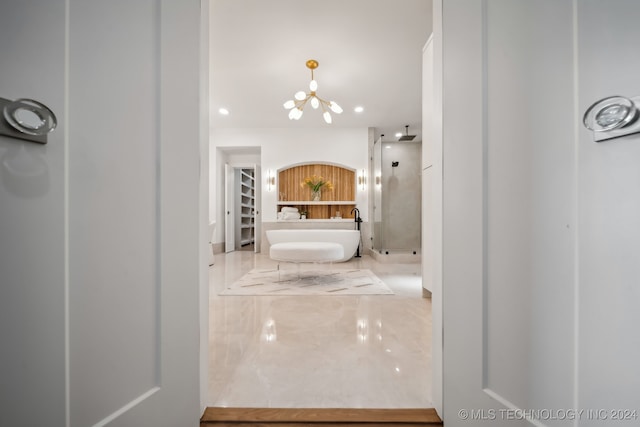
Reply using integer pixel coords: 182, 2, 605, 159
201, 407, 442, 426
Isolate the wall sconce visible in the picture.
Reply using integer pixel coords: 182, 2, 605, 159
375, 175, 381, 186
357, 169, 366, 190
266, 170, 275, 192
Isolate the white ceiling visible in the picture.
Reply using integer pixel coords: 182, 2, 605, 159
209, 0, 432, 143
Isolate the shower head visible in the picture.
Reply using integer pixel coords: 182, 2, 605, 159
398, 125, 416, 141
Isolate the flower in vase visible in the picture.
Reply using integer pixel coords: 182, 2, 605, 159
300, 175, 333, 193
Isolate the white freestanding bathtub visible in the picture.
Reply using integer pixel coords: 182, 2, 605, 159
266, 229, 360, 262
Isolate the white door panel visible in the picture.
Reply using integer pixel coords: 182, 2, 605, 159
577, 1, 640, 416
69, 4, 160, 424
0, 1, 202, 426
442, 0, 640, 425
72, 2, 201, 426
442, 3, 518, 423
0, 2, 67, 425
442, 0, 577, 422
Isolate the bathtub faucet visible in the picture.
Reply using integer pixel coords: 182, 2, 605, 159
351, 208, 362, 225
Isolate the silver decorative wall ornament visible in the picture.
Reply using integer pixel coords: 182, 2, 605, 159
583, 95, 640, 142
0, 97, 57, 144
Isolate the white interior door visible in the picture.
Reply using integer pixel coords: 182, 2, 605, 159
253, 163, 261, 252
0, 1, 202, 426
224, 163, 235, 252
574, 0, 640, 418
441, 1, 575, 423
0, 3, 67, 425
71, 2, 202, 426
441, 1, 640, 425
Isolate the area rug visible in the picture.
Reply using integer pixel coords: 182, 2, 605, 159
219, 268, 394, 296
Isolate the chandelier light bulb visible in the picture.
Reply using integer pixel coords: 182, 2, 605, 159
283, 100, 295, 109
323, 111, 332, 124
310, 97, 320, 109
294, 91, 306, 101
309, 80, 318, 91
289, 108, 302, 120
329, 102, 343, 114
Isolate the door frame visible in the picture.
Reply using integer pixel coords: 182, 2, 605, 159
224, 163, 236, 252
224, 163, 260, 252
201, 0, 440, 421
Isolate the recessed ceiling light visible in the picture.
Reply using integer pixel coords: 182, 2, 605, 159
354, 106, 364, 113
395, 132, 402, 138
219, 108, 229, 115
385, 145, 391, 149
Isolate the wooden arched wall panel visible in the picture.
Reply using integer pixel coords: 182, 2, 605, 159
278, 164, 355, 202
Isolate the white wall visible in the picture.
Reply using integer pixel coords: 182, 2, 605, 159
210, 127, 370, 243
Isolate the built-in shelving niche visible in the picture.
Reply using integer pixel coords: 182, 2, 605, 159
238, 169, 255, 246
278, 163, 356, 220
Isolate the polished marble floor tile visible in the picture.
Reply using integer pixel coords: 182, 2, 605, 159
208, 251, 432, 408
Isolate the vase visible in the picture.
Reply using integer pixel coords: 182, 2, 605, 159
312, 190, 321, 201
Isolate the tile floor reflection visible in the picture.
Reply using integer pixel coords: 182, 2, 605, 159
208, 251, 432, 408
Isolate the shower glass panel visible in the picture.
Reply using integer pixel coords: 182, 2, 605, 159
372, 137, 422, 253
373, 138, 383, 251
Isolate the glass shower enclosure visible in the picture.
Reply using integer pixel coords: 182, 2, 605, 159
372, 136, 422, 254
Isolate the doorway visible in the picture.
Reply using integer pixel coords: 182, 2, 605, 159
205, 2, 436, 418
217, 146, 262, 254
225, 166, 256, 252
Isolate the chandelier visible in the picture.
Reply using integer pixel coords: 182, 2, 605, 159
283, 59, 343, 124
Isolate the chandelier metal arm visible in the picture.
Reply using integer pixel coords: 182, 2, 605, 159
292, 93, 332, 110
313, 94, 330, 106
294, 96, 310, 110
